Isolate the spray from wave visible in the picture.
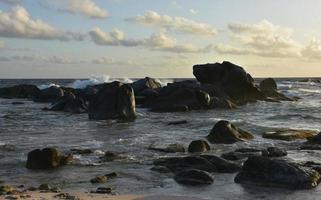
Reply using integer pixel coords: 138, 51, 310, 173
37, 83, 61, 90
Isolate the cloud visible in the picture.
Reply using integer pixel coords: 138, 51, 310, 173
0, 55, 86, 64
301, 38, 321, 60
127, 10, 217, 36
43, 0, 108, 19
216, 20, 302, 57
189, 9, 198, 15
0, 6, 85, 41
0, 0, 21, 5
89, 27, 212, 53
92, 57, 137, 65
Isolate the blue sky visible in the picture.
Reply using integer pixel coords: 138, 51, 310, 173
1, 0, 321, 78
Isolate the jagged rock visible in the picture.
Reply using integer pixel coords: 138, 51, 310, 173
207, 120, 254, 144
262, 147, 287, 157
44, 92, 87, 113
0, 84, 40, 99
174, 169, 214, 185
88, 81, 136, 121
188, 140, 210, 153
26, 148, 62, 169
131, 77, 162, 95
235, 156, 321, 189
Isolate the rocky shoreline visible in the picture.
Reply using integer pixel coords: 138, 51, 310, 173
0, 61, 321, 198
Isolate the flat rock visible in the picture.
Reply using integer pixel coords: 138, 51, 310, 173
263, 129, 318, 141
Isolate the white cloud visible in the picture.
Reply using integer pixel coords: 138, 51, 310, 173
92, 57, 137, 65
89, 27, 212, 53
127, 10, 217, 36
45, 0, 108, 19
0, 55, 86, 64
0, 6, 85, 41
216, 20, 302, 57
189, 9, 198, 15
301, 38, 321, 60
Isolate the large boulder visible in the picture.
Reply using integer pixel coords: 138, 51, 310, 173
188, 140, 210, 153
174, 169, 214, 186
34, 86, 64, 102
221, 148, 262, 161
235, 156, 321, 189
263, 129, 318, 141
44, 92, 87, 113
193, 61, 264, 103
200, 155, 241, 173
259, 78, 277, 92
259, 78, 293, 101
131, 77, 162, 95
26, 148, 62, 169
0, 84, 40, 99
88, 81, 136, 121
207, 120, 254, 144
300, 132, 321, 150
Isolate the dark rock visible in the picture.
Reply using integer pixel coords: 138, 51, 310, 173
150, 166, 171, 173
26, 148, 62, 169
305, 132, 321, 144
0, 185, 14, 195
263, 129, 318, 141
234, 156, 321, 189
46, 92, 87, 113
99, 151, 121, 162
188, 140, 210, 153
262, 147, 287, 157
131, 77, 162, 95
207, 120, 254, 144
154, 156, 217, 173
11, 102, 24, 105
221, 150, 261, 161
38, 184, 51, 191
105, 172, 118, 179
54, 193, 80, 200
90, 176, 107, 184
151, 104, 189, 112
174, 169, 214, 186
209, 97, 236, 109
200, 155, 242, 173
167, 120, 188, 125
259, 78, 277, 92
60, 153, 74, 166
193, 61, 264, 103
88, 82, 136, 121
148, 143, 185, 153
91, 187, 112, 194
70, 149, 93, 155
0, 84, 40, 99
34, 86, 64, 102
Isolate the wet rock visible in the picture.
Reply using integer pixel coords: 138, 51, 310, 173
188, 140, 210, 153
200, 155, 242, 173
38, 184, 51, 191
105, 172, 118, 179
0, 84, 40, 99
150, 166, 171, 173
54, 193, 80, 200
259, 78, 293, 101
167, 120, 188, 125
263, 129, 318, 141
151, 104, 189, 112
70, 149, 93, 155
11, 102, 24, 105
305, 132, 321, 144
207, 120, 254, 144
88, 81, 136, 121
262, 147, 287, 157
45, 92, 87, 113
259, 78, 277, 92
90, 176, 107, 184
193, 61, 264, 104
91, 187, 112, 194
34, 86, 64, 102
26, 148, 62, 169
131, 77, 162, 96
221, 149, 262, 161
174, 169, 214, 186
60, 153, 74, 166
154, 156, 217, 173
148, 143, 185, 153
234, 156, 321, 189
99, 151, 121, 162
0, 185, 14, 195
209, 97, 236, 109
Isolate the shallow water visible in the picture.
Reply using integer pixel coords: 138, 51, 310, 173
0, 79, 321, 200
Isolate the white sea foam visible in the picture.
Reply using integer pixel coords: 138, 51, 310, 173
37, 83, 60, 90
69, 75, 133, 89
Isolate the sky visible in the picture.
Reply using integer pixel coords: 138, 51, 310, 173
1, 0, 321, 78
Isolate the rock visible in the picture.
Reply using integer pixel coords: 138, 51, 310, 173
0, 185, 14, 195
91, 187, 112, 194
150, 166, 171, 173
207, 120, 254, 144
50, 186, 61, 193
0, 84, 40, 99
26, 148, 62, 169
221, 148, 262, 161
105, 172, 118, 179
154, 156, 217, 173
262, 147, 287, 157
131, 77, 162, 95
60, 153, 74, 166
259, 78, 277, 92
151, 104, 189, 112
209, 97, 236, 109
193, 61, 264, 103
34, 86, 64, 102
38, 184, 51, 191
70, 149, 93, 155
305, 132, 321, 144
46, 92, 87, 113
11, 102, 24, 105
262, 129, 318, 141
234, 156, 321, 189
54, 193, 80, 200
167, 120, 188, 125
200, 155, 242, 173
90, 176, 107, 184
174, 169, 214, 186
88, 81, 136, 121
188, 140, 210, 153
99, 151, 121, 162
148, 143, 185, 153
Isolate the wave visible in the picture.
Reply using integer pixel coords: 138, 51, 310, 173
38, 83, 60, 90
69, 75, 135, 89
267, 114, 321, 120
298, 88, 321, 94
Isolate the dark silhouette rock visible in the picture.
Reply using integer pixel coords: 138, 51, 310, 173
167, 120, 188, 125
131, 77, 162, 95
262, 147, 287, 157
235, 156, 321, 189
209, 97, 236, 109
259, 78, 277, 92
263, 129, 318, 141
188, 140, 210, 153
0, 84, 40, 99
26, 148, 62, 169
174, 169, 214, 185
88, 82, 136, 121
200, 155, 241, 173
300, 132, 321, 150
45, 92, 87, 113
148, 143, 185, 153
221, 148, 262, 161
34, 86, 64, 102
207, 120, 254, 144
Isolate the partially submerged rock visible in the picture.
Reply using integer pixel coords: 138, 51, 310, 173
200, 155, 241, 173
221, 148, 262, 161
235, 156, 321, 189
44, 92, 87, 113
174, 169, 214, 186
262, 147, 287, 157
207, 120, 254, 144
0, 84, 40, 99
188, 140, 210, 153
88, 81, 136, 121
263, 129, 318, 141
148, 143, 185, 153
259, 78, 293, 101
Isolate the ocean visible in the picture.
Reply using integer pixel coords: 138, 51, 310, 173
0, 77, 321, 200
